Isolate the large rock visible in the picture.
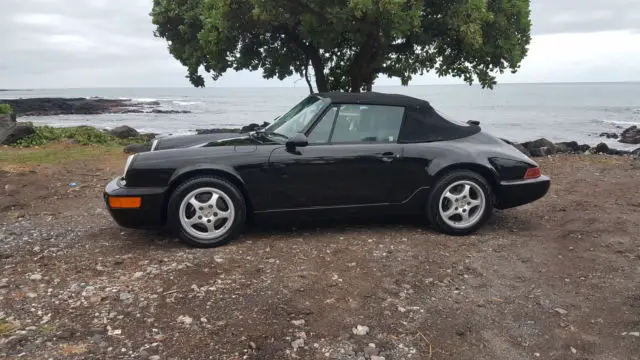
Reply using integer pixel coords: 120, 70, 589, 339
240, 122, 271, 133
555, 141, 580, 154
109, 125, 139, 139
594, 142, 610, 154
529, 147, 552, 157
522, 138, 557, 155
619, 126, 640, 144
632, 147, 640, 157
0, 113, 16, 125
599, 132, 618, 139
123, 143, 151, 154
0, 122, 36, 145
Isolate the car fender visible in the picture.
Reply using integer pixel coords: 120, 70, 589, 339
169, 163, 245, 187
426, 151, 500, 188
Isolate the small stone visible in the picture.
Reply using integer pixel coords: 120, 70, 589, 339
629, 332, 640, 337
570, 346, 577, 354
364, 344, 379, 357
30, 274, 42, 281
177, 315, 193, 325
90, 327, 106, 335
133, 272, 144, 279
371, 356, 386, 360
534, 353, 540, 357
248, 341, 257, 350
149, 356, 161, 360
291, 338, 304, 350
119, 292, 132, 301
291, 319, 305, 326
554, 308, 568, 315
4, 184, 17, 194
455, 329, 465, 336
352, 325, 370, 336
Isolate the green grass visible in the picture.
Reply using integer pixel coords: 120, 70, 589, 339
0, 143, 123, 165
0, 103, 13, 115
12, 126, 150, 147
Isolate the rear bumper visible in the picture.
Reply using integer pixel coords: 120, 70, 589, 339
103, 177, 167, 229
495, 175, 551, 210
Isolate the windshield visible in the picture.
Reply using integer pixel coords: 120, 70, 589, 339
264, 96, 327, 138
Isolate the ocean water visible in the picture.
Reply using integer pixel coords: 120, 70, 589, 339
2, 82, 639, 149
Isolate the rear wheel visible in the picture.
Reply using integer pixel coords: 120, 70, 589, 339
167, 177, 246, 248
426, 170, 493, 235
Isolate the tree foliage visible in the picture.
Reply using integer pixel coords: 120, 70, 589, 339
151, 0, 531, 92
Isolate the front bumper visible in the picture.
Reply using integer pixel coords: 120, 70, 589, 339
495, 175, 551, 210
103, 177, 168, 229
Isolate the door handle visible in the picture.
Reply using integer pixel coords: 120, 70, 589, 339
379, 152, 398, 162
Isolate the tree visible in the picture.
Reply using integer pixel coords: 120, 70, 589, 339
151, 0, 531, 93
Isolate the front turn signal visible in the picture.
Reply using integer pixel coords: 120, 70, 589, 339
524, 167, 541, 180
108, 196, 142, 209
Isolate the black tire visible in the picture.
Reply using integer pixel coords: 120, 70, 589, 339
167, 176, 246, 248
426, 170, 494, 236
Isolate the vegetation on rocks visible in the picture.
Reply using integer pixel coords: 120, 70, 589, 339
10, 126, 151, 148
0, 104, 13, 115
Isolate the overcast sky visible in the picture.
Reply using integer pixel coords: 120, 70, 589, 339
1, 0, 640, 89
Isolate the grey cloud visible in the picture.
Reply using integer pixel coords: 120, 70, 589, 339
531, 0, 640, 34
0, 0, 639, 88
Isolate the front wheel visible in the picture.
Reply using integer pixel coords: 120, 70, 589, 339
426, 170, 494, 236
167, 176, 246, 248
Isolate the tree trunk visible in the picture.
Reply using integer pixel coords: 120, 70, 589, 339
304, 60, 314, 94
310, 56, 328, 92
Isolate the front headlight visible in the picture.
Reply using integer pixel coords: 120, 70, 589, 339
122, 154, 135, 179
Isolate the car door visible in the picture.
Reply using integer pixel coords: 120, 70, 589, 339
265, 103, 408, 210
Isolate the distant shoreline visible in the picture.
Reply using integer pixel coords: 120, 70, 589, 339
1, 81, 640, 91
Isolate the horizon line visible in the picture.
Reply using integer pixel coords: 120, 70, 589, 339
2, 80, 640, 91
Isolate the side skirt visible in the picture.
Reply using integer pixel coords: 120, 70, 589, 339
252, 187, 431, 222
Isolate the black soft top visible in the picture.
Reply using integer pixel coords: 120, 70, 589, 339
317, 91, 429, 108
316, 91, 480, 143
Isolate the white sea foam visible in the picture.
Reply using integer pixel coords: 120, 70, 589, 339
602, 120, 640, 126
173, 101, 202, 106
130, 98, 158, 103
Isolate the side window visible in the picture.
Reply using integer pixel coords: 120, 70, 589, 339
307, 107, 337, 144
331, 104, 405, 143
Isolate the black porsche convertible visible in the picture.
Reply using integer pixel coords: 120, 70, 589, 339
104, 92, 550, 248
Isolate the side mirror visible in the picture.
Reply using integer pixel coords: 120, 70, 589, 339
286, 133, 309, 152
467, 120, 480, 126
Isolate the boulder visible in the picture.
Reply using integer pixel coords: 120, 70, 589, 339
529, 147, 552, 157
0, 113, 16, 125
594, 142, 610, 154
619, 125, 640, 144
196, 128, 241, 135
240, 122, 271, 134
109, 125, 139, 139
123, 143, 151, 154
522, 138, 557, 155
0, 122, 36, 145
632, 147, 640, 157
578, 144, 591, 152
555, 141, 580, 154
512, 143, 531, 156
599, 132, 619, 139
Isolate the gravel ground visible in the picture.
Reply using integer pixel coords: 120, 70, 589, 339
1, 151, 639, 360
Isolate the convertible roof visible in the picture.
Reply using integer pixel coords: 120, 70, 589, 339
316, 91, 430, 108
315, 91, 481, 143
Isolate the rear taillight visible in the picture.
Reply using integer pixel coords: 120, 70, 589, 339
524, 167, 541, 180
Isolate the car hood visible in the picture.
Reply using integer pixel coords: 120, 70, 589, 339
152, 132, 278, 151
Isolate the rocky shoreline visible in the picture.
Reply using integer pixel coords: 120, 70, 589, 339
0, 97, 191, 117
